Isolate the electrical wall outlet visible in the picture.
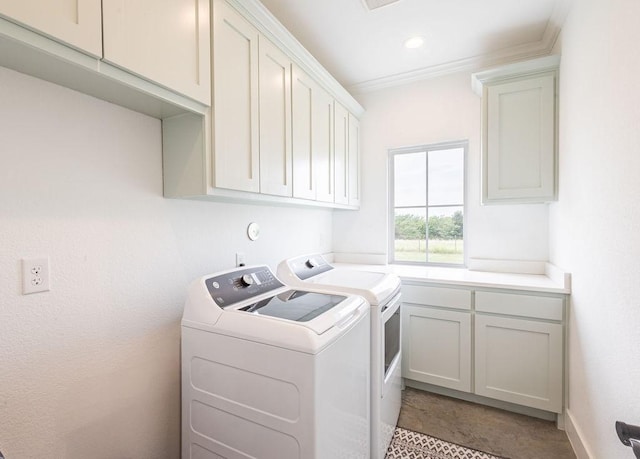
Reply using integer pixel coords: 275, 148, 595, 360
22, 257, 50, 294
236, 252, 246, 267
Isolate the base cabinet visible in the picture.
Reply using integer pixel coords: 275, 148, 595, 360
402, 305, 471, 392
475, 315, 563, 413
402, 283, 566, 414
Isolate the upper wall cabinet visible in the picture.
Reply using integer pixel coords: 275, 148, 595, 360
212, 0, 260, 193
258, 38, 292, 197
348, 113, 361, 207
291, 64, 337, 203
0, 0, 102, 56
163, 0, 363, 209
472, 56, 560, 204
334, 103, 360, 206
212, 1, 292, 197
334, 101, 350, 206
0, 0, 210, 113
102, 0, 211, 103
313, 85, 336, 203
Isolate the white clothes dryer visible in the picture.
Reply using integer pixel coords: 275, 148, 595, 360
181, 265, 371, 459
277, 254, 402, 459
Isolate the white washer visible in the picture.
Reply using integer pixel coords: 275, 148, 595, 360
277, 255, 402, 459
181, 265, 371, 459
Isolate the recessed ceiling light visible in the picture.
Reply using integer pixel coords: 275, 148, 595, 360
404, 36, 425, 49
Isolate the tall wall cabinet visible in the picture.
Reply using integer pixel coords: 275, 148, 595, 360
472, 56, 560, 204
163, 0, 363, 209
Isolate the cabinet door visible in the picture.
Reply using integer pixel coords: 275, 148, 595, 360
102, 0, 210, 104
402, 304, 471, 392
258, 37, 291, 197
334, 101, 349, 205
313, 86, 334, 203
348, 113, 360, 207
475, 315, 563, 413
484, 73, 556, 202
0, 0, 102, 56
291, 65, 315, 200
212, 0, 259, 193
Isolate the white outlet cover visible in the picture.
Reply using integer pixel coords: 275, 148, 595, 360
22, 257, 50, 294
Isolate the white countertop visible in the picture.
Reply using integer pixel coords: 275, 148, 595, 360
332, 263, 571, 294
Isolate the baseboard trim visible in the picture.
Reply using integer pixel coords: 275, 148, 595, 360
565, 409, 593, 459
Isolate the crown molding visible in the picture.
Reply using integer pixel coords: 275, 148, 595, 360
471, 54, 560, 96
348, 0, 573, 94
347, 43, 551, 94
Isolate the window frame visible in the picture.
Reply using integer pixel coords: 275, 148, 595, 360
388, 140, 468, 267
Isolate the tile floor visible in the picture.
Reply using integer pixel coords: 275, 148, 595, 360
397, 387, 576, 459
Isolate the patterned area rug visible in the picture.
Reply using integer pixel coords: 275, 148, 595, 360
385, 427, 505, 459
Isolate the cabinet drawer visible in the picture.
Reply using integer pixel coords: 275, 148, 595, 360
476, 291, 563, 321
402, 285, 471, 311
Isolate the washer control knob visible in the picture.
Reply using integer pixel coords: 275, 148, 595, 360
240, 274, 255, 287
306, 258, 318, 269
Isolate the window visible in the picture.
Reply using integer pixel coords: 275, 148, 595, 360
389, 141, 466, 266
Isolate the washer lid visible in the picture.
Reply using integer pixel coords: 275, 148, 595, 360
240, 290, 348, 322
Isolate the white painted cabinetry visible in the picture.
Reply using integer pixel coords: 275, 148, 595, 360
333, 102, 361, 206
402, 285, 472, 391
313, 87, 335, 203
402, 283, 566, 415
162, 0, 362, 208
0, 0, 102, 56
212, 0, 259, 193
213, 1, 295, 197
402, 304, 471, 392
291, 66, 316, 200
291, 66, 336, 203
334, 101, 349, 205
474, 290, 563, 412
0, 0, 210, 105
102, 0, 210, 103
472, 56, 559, 204
258, 38, 292, 197
475, 315, 563, 412
348, 113, 361, 207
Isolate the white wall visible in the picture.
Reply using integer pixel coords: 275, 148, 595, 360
333, 72, 549, 263
0, 66, 332, 458
549, 0, 640, 456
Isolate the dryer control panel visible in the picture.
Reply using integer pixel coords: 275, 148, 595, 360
205, 266, 284, 308
288, 254, 334, 280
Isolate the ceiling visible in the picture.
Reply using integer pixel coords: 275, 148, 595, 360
258, 0, 570, 92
